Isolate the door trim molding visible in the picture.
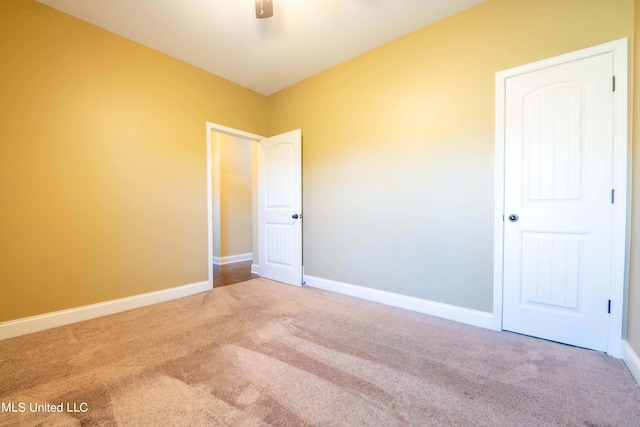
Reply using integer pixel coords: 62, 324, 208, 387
493, 38, 629, 358
206, 122, 264, 290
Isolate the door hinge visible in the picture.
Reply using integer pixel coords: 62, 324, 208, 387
612, 76, 616, 92
608, 299, 612, 314
611, 189, 615, 204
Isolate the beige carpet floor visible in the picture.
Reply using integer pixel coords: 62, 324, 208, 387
1, 278, 639, 426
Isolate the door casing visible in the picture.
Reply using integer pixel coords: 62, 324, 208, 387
493, 38, 629, 358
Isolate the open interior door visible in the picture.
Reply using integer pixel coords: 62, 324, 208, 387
258, 129, 302, 286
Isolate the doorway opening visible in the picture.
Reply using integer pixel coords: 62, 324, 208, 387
210, 131, 259, 287
206, 123, 265, 290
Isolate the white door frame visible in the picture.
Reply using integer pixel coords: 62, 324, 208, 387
206, 122, 264, 290
493, 38, 629, 358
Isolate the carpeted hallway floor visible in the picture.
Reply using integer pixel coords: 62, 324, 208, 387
1, 278, 639, 426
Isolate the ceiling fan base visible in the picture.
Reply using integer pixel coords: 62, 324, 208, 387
255, 0, 274, 19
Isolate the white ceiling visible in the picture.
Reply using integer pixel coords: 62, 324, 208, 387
37, 0, 485, 95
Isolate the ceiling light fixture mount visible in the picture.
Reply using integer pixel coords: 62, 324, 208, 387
255, 0, 273, 19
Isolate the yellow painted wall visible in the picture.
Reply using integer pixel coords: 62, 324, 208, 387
219, 135, 253, 258
268, 0, 634, 313
0, 0, 268, 322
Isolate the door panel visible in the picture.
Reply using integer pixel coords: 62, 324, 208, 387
520, 232, 584, 310
503, 53, 613, 352
258, 129, 302, 286
524, 85, 585, 202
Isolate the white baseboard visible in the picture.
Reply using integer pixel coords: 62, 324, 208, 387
623, 340, 640, 386
0, 281, 211, 341
303, 275, 493, 330
212, 253, 253, 265
251, 264, 260, 275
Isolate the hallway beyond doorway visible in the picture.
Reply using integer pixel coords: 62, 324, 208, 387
213, 261, 258, 288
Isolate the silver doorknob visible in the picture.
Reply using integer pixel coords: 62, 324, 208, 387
508, 214, 519, 222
